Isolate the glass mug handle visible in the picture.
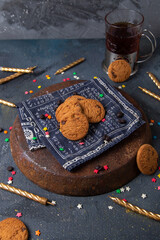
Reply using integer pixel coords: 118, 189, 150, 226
137, 29, 157, 63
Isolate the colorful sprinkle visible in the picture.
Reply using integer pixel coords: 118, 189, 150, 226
7, 180, 13, 185
116, 189, 121, 193
8, 177, 13, 181
33, 79, 37, 82
47, 115, 52, 119
32, 137, 37, 140
103, 165, 109, 170
35, 230, 41, 236
4, 130, 8, 134
16, 212, 22, 218
152, 178, 157, 182
157, 174, 160, 178
122, 85, 126, 88
150, 119, 155, 123
66, 78, 70, 81
9, 126, 13, 131
120, 187, 125, 192
158, 186, 160, 190
45, 114, 49, 117
108, 206, 113, 210
77, 204, 83, 209
25, 91, 29, 94
38, 85, 42, 89
141, 193, 147, 199
94, 169, 99, 174
5, 138, 9, 142
79, 142, 84, 145
73, 72, 77, 75
63, 78, 67, 82
126, 186, 131, 191
158, 122, 160, 126
153, 136, 157, 140
11, 171, 16, 175
102, 118, 106, 122
122, 199, 127, 202
59, 148, 64, 151
99, 94, 104, 98
93, 76, 97, 79
43, 127, 48, 131
29, 90, 33, 93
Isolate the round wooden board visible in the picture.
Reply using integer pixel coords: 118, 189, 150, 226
10, 80, 151, 196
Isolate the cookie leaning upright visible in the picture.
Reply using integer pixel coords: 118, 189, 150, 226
136, 144, 159, 175
108, 59, 131, 82
0, 217, 29, 240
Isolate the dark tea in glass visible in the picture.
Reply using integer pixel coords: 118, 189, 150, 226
106, 22, 141, 55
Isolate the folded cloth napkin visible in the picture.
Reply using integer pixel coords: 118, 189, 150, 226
17, 77, 145, 171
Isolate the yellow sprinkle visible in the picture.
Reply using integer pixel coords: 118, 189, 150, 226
47, 77, 51, 79
94, 76, 97, 79
122, 85, 126, 88
59, 129, 61, 132
29, 90, 33, 93
157, 174, 160, 178
43, 127, 48, 131
38, 85, 42, 89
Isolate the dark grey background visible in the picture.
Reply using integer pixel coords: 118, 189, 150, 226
0, 0, 159, 40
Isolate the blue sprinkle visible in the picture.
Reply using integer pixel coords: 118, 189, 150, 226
157, 122, 160, 126
153, 136, 157, 140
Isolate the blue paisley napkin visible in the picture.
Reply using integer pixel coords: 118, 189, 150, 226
17, 77, 145, 171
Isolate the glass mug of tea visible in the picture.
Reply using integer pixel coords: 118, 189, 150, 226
102, 9, 156, 76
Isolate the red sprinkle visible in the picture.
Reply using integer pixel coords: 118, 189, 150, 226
102, 118, 106, 122
94, 169, 99, 174
152, 178, 157, 182
79, 142, 84, 145
33, 79, 37, 82
11, 171, 16, 175
45, 132, 49, 135
45, 114, 49, 117
123, 199, 127, 202
63, 79, 67, 82
9, 126, 13, 131
103, 165, 109, 170
66, 78, 70, 81
8, 177, 13, 181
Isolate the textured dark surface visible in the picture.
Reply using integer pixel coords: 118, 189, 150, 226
0, 0, 159, 39
0, 38, 160, 239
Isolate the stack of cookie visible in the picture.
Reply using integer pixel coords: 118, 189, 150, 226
55, 95, 105, 140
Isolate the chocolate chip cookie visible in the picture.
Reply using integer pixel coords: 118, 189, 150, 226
136, 144, 158, 175
64, 95, 86, 102
60, 112, 89, 140
56, 99, 82, 122
0, 218, 29, 240
108, 59, 131, 82
80, 99, 105, 123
